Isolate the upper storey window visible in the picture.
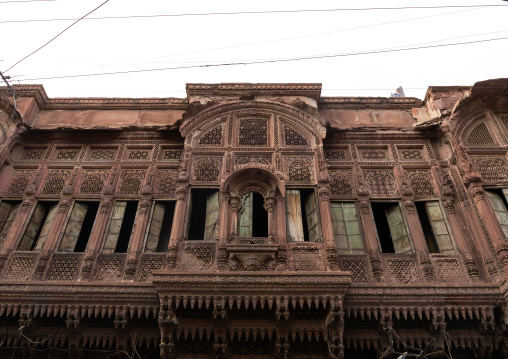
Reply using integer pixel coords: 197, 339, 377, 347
331, 202, 364, 254
371, 202, 413, 254
18, 201, 58, 251
59, 201, 99, 252
102, 201, 138, 253
0, 200, 21, 250
238, 192, 268, 238
238, 118, 268, 146
415, 201, 455, 254
286, 189, 322, 242
143, 201, 175, 252
486, 189, 508, 241
186, 189, 219, 241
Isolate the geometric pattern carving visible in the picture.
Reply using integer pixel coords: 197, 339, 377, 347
286, 157, 314, 183
199, 125, 224, 146
239, 119, 267, 146
360, 149, 387, 160
7, 169, 36, 195
89, 149, 116, 161
431, 255, 467, 283
155, 169, 178, 195
290, 246, 322, 271
46, 254, 82, 281
401, 149, 423, 160
235, 155, 271, 166
407, 170, 435, 197
180, 243, 215, 270
284, 125, 308, 146
501, 115, 508, 132
162, 150, 182, 160
23, 149, 45, 161
340, 257, 369, 282
94, 255, 125, 281
385, 257, 419, 283
473, 157, 508, 183
41, 169, 71, 195
325, 150, 347, 161
79, 169, 109, 194
364, 169, 397, 197
193, 157, 222, 183
466, 122, 494, 145
55, 149, 78, 161
118, 169, 146, 194
127, 149, 151, 160
329, 170, 353, 196
3, 252, 39, 281
139, 254, 165, 281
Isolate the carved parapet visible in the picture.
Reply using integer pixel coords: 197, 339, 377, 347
325, 246, 340, 271
32, 250, 51, 280
226, 243, 278, 271
79, 251, 97, 280
417, 252, 435, 282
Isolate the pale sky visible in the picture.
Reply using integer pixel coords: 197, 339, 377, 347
1, 0, 507, 99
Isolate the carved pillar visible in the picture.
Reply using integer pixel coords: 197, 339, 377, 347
264, 196, 276, 244
229, 195, 241, 243
317, 183, 339, 271
275, 192, 288, 270
167, 183, 188, 269
217, 190, 230, 271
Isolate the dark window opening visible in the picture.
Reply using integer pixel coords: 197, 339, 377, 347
74, 202, 99, 252
0, 200, 21, 248
115, 201, 138, 253
157, 202, 175, 252
286, 189, 322, 242
188, 189, 219, 241
371, 202, 395, 253
415, 201, 439, 253
18, 201, 58, 251
252, 192, 268, 237
145, 201, 176, 252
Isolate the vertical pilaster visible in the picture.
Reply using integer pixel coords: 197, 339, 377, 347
317, 183, 339, 271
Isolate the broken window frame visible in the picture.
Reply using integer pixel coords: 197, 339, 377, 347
142, 200, 176, 252
485, 188, 508, 241
101, 200, 139, 253
371, 201, 414, 254
185, 188, 220, 241
17, 201, 59, 251
414, 200, 456, 254
331, 201, 365, 254
286, 188, 323, 242
57, 200, 100, 253
0, 200, 22, 251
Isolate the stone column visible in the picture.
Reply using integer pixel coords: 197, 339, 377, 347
229, 195, 241, 243
275, 192, 288, 270
166, 183, 188, 269
217, 190, 230, 271
264, 196, 276, 244
317, 184, 339, 271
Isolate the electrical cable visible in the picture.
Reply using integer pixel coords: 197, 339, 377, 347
4, 0, 110, 73
0, 0, 57, 3
16, 35, 508, 82
0, 4, 506, 23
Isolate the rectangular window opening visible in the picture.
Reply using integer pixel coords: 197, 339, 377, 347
187, 189, 219, 241
486, 188, 508, 241
103, 200, 138, 253
286, 189, 322, 242
59, 201, 100, 253
371, 202, 413, 254
144, 201, 176, 252
415, 201, 439, 253
331, 202, 364, 254
0, 200, 22, 250
18, 201, 58, 251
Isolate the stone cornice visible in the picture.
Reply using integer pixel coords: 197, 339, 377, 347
186, 83, 322, 102
320, 96, 422, 110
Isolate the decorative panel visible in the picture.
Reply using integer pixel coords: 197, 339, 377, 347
118, 169, 146, 194
285, 156, 314, 183
126, 148, 152, 161
466, 122, 495, 145
339, 256, 369, 282
384, 257, 420, 283
88, 148, 117, 161
234, 154, 271, 166
46, 253, 82, 281
199, 125, 224, 146
138, 254, 165, 281
325, 149, 348, 161
431, 254, 467, 283
78, 169, 109, 195
54, 149, 80, 161
192, 157, 222, 183
160, 149, 182, 161
329, 170, 354, 197
94, 254, 126, 281
407, 170, 435, 197
155, 168, 178, 195
472, 157, 508, 183
41, 169, 71, 195
290, 245, 322, 271
2, 252, 38, 281
363, 169, 398, 197
179, 242, 215, 270
284, 125, 308, 146
400, 149, 424, 160
6, 169, 36, 195
238, 118, 267, 146
23, 149, 45, 161
359, 148, 388, 161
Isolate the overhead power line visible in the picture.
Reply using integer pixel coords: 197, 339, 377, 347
0, 4, 506, 24
0, 0, 57, 3
17, 35, 508, 82
4, 0, 110, 73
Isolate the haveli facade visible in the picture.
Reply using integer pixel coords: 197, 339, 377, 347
0, 78, 508, 358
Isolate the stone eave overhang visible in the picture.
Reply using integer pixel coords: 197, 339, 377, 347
153, 271, 352, 309
319, 96, 422, 110
2, 85, 188, 111
186, 83, 322, 103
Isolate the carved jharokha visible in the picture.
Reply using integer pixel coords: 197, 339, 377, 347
0, 80, 508, 358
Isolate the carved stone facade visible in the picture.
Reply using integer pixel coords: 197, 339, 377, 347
0, 80, 508, 358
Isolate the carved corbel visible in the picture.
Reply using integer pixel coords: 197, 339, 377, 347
213, 300, 227, 319
417, 251, 435, 282
368, 250, 384, 282
275, 336, 289, 358
213, 337, 228, 357
32, 249, 51, 280
79, 250, 98, 280
166, 245, 179, 269
326, 308, 345, 359
275, 297, 290, 322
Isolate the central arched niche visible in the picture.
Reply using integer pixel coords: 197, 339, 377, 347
221, 167, 284, 270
